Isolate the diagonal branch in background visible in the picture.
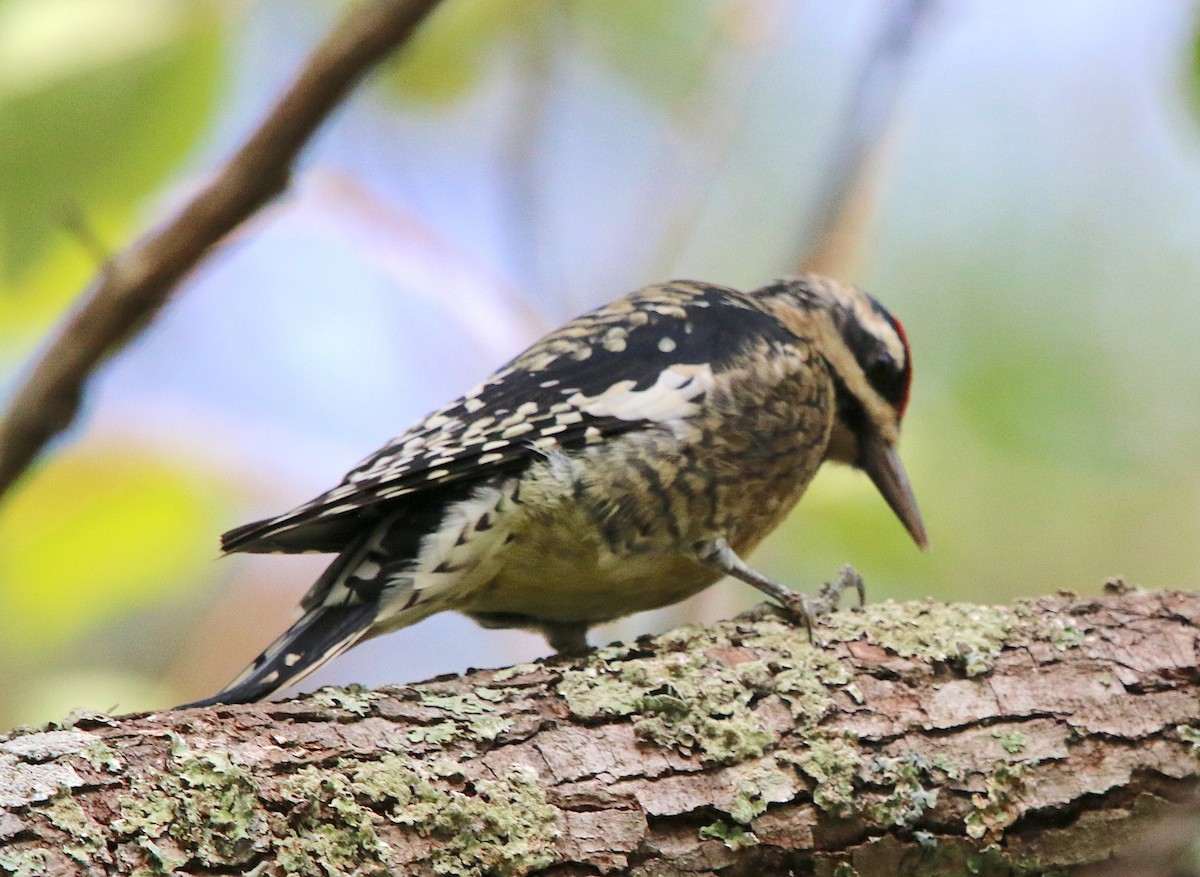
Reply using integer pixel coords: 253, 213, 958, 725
798, 0, 939, 277
1, 588, 1197, 875
0, 0, 445, 503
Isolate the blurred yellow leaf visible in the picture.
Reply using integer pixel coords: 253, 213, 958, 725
0, 446, 229, 654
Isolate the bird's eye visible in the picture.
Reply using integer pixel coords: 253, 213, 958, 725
865, 354, 897, 388
863, 351, 908, 411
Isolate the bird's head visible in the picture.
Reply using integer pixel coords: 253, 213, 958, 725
752, 275, 928, 550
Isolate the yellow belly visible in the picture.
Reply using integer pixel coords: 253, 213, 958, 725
467, 544, 721, 623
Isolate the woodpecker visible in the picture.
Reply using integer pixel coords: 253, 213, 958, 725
182, 275, 926, 707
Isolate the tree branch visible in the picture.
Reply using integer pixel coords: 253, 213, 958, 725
1, 588, 1197, 875
0, 0, 444, 502
797, 0, 938, 277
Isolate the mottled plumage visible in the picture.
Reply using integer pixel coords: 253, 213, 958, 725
182, 276, 926, 707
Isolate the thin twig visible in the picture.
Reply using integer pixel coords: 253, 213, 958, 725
798, 0, 939, 276
498, 6, 559, 309
0, 0, 445, 501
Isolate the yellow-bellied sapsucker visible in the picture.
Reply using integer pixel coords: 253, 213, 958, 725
182, 275, 926, 707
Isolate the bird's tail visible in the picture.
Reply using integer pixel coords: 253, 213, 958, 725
177, 601, 377, 708
177, 525, 392, 708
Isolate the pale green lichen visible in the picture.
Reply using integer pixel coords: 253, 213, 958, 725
114, 734, 267, 872
1177, 724, 1200, 754
418, 688, 516, 740
769, 649, 852, 727
557, 618, 862, 765
491, 662, 543, 682
276, 768, 389, 877
728, 758, 797, 825
81, 739, 123, 772
965, 762, 1026, 840
824, 600, 1013, 677
994, 730, 1028, 755
931, 754, 961, 780
40, 786, 110, 865
793, 733, 862, 817
1011, 602, 1089, 652
0, 848, 50, 877
406, 720, 461, 745
559, 644, 775, 764
309, 685, 384, 716
352, 753, 557, 876
108, 740, 553, 876
1044, 621, 1087, 651
699, 819, 759, 850
865, 755, 941, 829
59, 709, 118, 728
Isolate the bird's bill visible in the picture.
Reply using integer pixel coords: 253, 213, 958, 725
858, 434, 929, 550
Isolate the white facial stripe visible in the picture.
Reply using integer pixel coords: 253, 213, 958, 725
852, 297, 906, 368
808, 276, 907, 370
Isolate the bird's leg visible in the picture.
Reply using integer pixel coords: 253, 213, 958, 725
694, 541, 868, 641
693, 537, 818, 636
543, 621, 591, 656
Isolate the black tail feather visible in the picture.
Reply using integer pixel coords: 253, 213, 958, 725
176, 603, 377, 708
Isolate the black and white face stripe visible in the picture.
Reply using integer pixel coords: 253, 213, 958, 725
750, 276, 913, 426
843, 297, 912, 418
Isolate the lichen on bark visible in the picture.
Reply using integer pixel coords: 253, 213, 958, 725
0, 589, 1196, 876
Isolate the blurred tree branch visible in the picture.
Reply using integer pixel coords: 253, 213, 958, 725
0, 588, 1197, 875
798, 0, 938, 278
0, 0, 444, 503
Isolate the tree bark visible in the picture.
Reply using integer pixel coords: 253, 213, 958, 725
1, 587, 1197, 876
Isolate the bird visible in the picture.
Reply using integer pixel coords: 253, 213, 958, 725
180, 275, 927, 707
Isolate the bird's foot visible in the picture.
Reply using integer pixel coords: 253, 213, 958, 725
814, 564, 866, 613
775, 565, 866, 644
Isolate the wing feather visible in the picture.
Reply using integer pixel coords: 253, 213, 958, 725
223, 281, 798, 554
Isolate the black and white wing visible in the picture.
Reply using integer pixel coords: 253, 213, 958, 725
221, 281, 800, 554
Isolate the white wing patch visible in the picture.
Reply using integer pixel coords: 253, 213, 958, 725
567, 363, 714, 422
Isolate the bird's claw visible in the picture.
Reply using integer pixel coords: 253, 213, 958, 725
816, 564, 866, 612
777, 565, 866, 644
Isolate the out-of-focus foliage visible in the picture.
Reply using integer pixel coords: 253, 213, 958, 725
0, 0, 225, 725
0, 443, 232, 723
1, 1, 1198, 729
380, 0, 722, 106
0, 446, 229, 653
0, 0, 222, 304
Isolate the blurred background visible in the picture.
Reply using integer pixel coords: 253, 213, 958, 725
1, 0, 1199, 727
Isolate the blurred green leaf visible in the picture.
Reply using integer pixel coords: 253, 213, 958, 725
951, 332, 1127, 471
380, 0, 724, 109
570, 0, 721, 107
0, 208, 125, 355
0, 0, 223, 281
0, 446, 230, 655
381, 0, 525, 104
